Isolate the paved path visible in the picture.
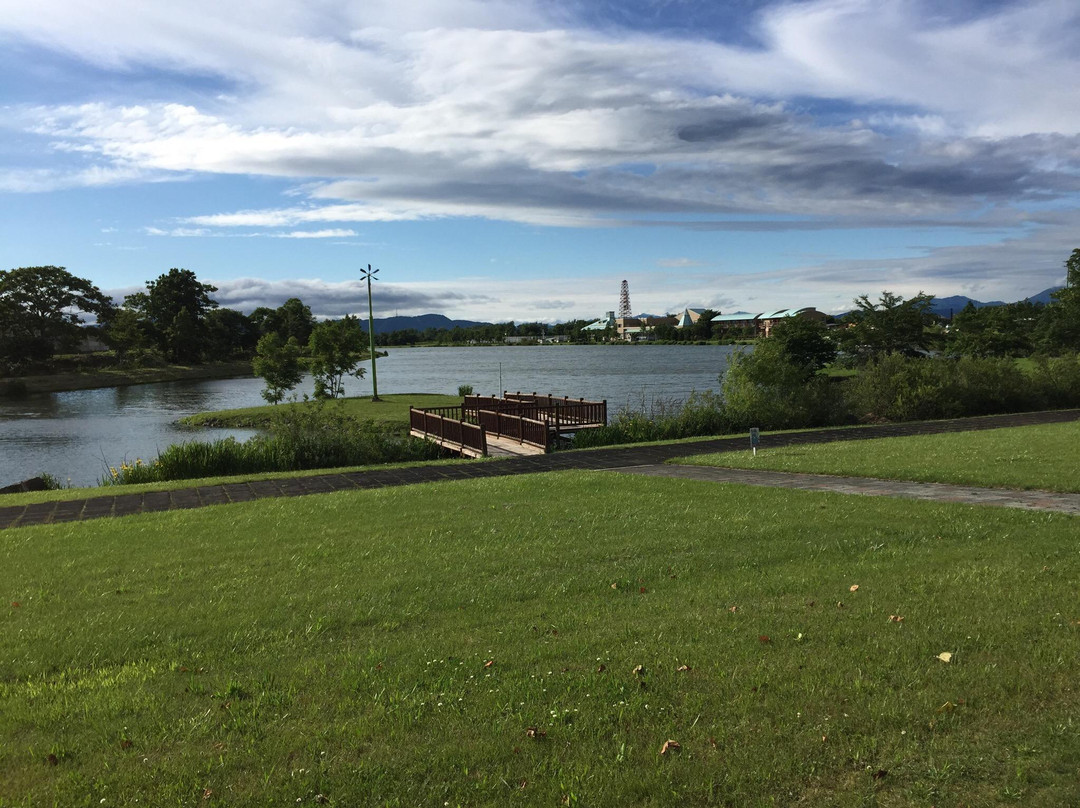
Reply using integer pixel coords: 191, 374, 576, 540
612, 464, 1080, 516
2, 408, 1078, 530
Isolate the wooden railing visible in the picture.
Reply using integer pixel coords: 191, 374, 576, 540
414, 393, 607, 456
409, 406, 487, 456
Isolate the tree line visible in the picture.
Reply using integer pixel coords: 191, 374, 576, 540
0, 266, 370, 401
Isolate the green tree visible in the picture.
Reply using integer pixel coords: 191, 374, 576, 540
253, 333, 304, 404
948, 301, 1040, 358
125, 268, 218, 361
307, 316, 367, 399
204, 308, 258, 359
1036, 248, 1080, 352
768, 317, 836, 374
839, 291, 937, 363
103, 307, 149, 363
0, 266, 113, 368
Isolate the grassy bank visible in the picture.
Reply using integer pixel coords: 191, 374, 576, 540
180, 392, 460, 428
3, 472, 1080, 805
0, 360, 253, 396
674, 420, 1080, 493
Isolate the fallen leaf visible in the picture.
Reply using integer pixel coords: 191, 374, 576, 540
872, 769, 888, 780
596, 664, 606, 673
708, 737, 717, 749
821, 735, 827, 743
937, 652, 953, 663
519, 779, 528, 790
659, 739, 681, 755
728, 606, 738, 613
46, 754, 58, 766
936, 701, 956, 713
836, 601, 844, 608
11, 602, 20, 608
202, 788, 213, 800
525, 727, 546, 739
849, 584, 860, 592
889, 615, 904, 623
483, 660, 495, 668
315, 795, 329, 805
676, 664, 691, 672
120, 739, 133, 750
633, 664, 645, 676
807, 600, 816, 607
611, 583, 618, 589
759, 635, 772, 644
639, 587, 647, 594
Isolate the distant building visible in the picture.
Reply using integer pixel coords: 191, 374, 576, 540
712, 307, 826, 337
674, 308, 708, 329
582, 311, 616, 336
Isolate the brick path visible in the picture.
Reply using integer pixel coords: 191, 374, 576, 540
2, 408, 1078, 530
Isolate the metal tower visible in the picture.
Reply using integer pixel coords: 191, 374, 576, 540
617, 279, 632, 318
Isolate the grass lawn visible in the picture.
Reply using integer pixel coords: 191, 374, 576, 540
179, 392, 461, 429
3, 471, 1079, 806
673, 420, 1080, 493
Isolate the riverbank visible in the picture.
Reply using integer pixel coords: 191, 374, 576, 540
180, 392, 460, 428
0, 360, 254, 396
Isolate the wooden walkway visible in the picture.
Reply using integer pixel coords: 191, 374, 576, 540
409, 392, 607, 457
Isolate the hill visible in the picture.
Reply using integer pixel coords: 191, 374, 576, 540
359, 313, 490, 334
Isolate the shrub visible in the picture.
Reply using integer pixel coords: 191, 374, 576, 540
457, 384, 474, 397
104, 402, 443, 484
721, 342, 845, 430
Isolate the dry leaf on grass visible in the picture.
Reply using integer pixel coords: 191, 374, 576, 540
849, 584, 860, 592
937, 652, 953, 663
659, 739, 681, 755
888, 615, 904, 623
676, 664, 691, 672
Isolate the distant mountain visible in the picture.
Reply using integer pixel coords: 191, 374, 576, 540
930, 285, 1064, 318
1024, 286, 1064, 305
930, 295, 1005, 318
360, 313, 490, 334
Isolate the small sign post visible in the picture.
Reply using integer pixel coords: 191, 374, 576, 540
749, 427, 760, 457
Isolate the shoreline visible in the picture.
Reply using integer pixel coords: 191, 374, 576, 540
0, 360, 254, 397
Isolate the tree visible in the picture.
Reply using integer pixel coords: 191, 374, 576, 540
947, 301, 1040, 358
253, 333, 304, 404
839, 291, 938, 363
103, 307, 149, 363
125, 268, 218, 361
307, 316, 367, 399
204, 308, 258, 359
0, 266, 113, 368
1037, 248, 1080, 352
769, 316, 837, 374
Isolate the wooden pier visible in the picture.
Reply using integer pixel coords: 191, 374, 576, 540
409, 392, 607, 457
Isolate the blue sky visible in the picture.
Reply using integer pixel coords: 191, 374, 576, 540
2, 0, 1078, 321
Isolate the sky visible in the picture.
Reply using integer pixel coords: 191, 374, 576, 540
1, 0, 1079, 322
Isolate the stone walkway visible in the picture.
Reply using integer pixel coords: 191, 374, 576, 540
2, 408, 1078, 530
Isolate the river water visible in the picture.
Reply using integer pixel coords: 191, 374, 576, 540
0, 344, 736, 487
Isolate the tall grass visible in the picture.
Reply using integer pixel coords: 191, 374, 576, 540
104, 402, 442, 484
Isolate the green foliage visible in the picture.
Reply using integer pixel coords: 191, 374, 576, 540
124, 268, 218, 362
308, 316, 367, 399
839, 290, 938, 363
253, 333, 304, 404
768, 316, 837, 372
457, 384, 474, 396
0, 266, 113, 370
721, 341, 843, 430
947, 300, 1042, 357
104, 403, 441, 484
250, 297, 315, 344
572, 391, 728, 447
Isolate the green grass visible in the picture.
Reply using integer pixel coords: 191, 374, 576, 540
3, 472, 1080, 806
673, 421, 1080, 493
180, 392, 461, 428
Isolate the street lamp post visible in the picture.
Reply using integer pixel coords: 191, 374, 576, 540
360, 264, 381, 401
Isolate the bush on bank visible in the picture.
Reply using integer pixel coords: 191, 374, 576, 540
573, 352, 1080, 449
104, 402, 443, 485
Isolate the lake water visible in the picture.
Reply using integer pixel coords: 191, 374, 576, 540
0, 344, 737, 487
